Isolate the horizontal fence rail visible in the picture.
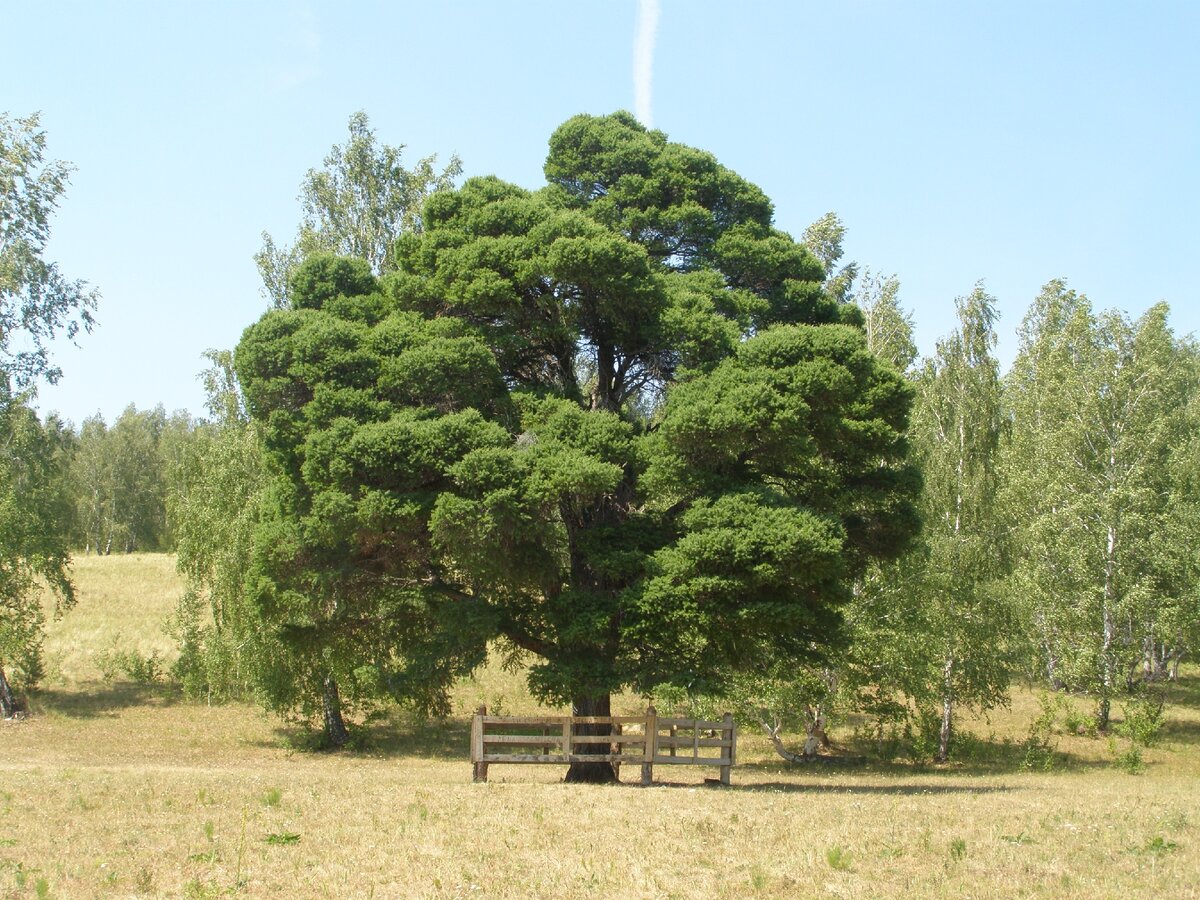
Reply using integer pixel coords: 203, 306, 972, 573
470, 705, 736, 785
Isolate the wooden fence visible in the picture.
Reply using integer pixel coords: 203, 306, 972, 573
470, 705, 736, 785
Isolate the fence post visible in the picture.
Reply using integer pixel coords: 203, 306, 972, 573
641, 705, 657, 786
562, 715, 573, 760
613, 720, 622, 781
472, 704, 488, 783
720, 712, 735, 786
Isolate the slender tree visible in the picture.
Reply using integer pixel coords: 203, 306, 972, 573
166, 358, 275, 706
1, 112, 98, 397
910, 285, 1012, 761
801, 212, 857, 303
256, 111, 462, 306
0, 112, 96, 715
856, 271, 915, 374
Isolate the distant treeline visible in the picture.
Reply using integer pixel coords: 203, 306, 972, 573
42, 404, 201, 555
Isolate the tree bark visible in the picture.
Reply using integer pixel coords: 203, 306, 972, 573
936, 656, 954, 762
760, 716, 810, 763
564, 693, 617, 783
1097, 522, 1117, 732
0, 665, 19, 719
322, 674, 350, 749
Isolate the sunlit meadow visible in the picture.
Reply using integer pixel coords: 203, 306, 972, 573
2, 554, 1197, 898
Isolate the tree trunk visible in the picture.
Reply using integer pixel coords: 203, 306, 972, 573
936, 656, 954, 762
564, 693, 617, 783
803, 707, 827, 758
1097, 526, 1116, 732
1036, 611, 1063, 690
322, 674, 350, 749
0, 665, 19, 719
760, 715, 809, 763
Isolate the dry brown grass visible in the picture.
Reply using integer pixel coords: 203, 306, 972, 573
40, 552, 181, 686
3, 554, 1200, 898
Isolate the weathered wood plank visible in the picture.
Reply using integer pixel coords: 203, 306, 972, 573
570, 734, 646, 745
479, 753, 632, 763
642, 705, 657, 786
653, 756, 732, 766
721, 712, 735, 785
483, 734, 568, 745
656, 718, 728, 730
472, 705, 488, 783
655, 736, 731, 749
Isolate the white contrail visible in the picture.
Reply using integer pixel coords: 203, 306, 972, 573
634, 0, 660, 127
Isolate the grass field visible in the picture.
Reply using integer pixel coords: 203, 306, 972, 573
3, 554, 1199, 898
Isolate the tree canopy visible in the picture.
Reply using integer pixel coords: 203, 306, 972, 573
236, 111, 920, 774
0, 112, 98, 399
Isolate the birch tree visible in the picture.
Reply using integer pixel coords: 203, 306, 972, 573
0, 113, 95, 715
910, 285, 1012, 761
1005, 283, 1194, 729
0, 403, 74, 717
1, 112, 98, 396
166, 364, 275, 708
856, 271, 915, 374
256, 111, 461, 306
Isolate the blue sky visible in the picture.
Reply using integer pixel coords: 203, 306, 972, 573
8, 1, 1198, 424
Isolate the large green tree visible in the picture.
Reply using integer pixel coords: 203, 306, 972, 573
236, 112, 920, 776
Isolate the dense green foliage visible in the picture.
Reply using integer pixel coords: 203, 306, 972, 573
1004, 284, 1198, 728
0, 403, 75, 715
67, 404, 195, 554
702, 270, 1200, 763
235, 113, 921, 760
169, 418, 276, 705
6, 109, 1183, 765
